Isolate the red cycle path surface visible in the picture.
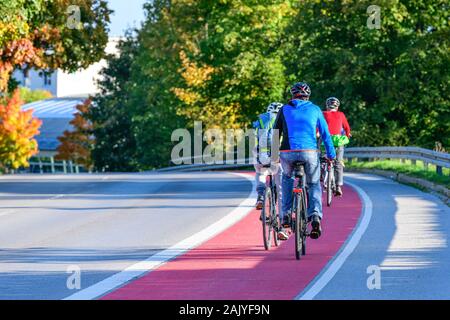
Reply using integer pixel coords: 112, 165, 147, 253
103, 180, 362, 300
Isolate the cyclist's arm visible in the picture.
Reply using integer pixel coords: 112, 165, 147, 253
341, 113, 351, 137
317, 112, 336, 159
273, 107, 284, 145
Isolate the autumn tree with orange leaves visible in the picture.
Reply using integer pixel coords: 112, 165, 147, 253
55, 99, 94, 170
0, 0, 111, 93
0, 90, 42, 172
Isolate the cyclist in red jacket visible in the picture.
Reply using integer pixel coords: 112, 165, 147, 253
322, 97, 351, 196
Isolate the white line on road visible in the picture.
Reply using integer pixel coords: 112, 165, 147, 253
1, 194, 64, 218
296, 179, 373, 300
64, 172, 256, 300
0, 210, 16, 217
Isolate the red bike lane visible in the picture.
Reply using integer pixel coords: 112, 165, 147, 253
103, 180, 362, 300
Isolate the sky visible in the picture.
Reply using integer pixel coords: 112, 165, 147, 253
107, 0, 147, 37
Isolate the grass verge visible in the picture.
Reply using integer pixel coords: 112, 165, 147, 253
346, 159, 449, 189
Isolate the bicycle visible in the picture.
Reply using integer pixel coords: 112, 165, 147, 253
290, 161, 309, 260
320, 156, 337, 207
261, 168, 280, 250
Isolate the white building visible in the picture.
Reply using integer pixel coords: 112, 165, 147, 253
15, 38, 122, 173
13, 37, 121, 97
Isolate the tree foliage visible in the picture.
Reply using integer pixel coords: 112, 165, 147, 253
169, 0, 295, 128
89, 35, 139, 172
18, 87, 52, 103
284, 0, 449, 148
0, 0, 111, 92
0, 89, 42, 171
91, 0, 295, 170
92, 0, 449, 171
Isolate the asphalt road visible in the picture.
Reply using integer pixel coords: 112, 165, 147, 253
313, 173, 450, 300
0, 171, 448, 300
0, 172, 252, 299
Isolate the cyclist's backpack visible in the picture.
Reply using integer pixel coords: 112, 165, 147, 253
253, 112, 277, 165
331, 134, 350, 147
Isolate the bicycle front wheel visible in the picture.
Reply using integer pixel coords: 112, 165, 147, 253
261, 187, 273, 250
272, 186, 280, 247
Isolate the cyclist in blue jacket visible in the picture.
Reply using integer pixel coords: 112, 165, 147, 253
274, 82, 336, 240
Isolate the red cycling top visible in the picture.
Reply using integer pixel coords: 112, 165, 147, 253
323, 111, 351, 137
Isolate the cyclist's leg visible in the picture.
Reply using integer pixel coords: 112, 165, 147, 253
302, 152, 322, 220
279, 153, 296, 223
254, 163, 266, 209
273, 163, 282, 217
335, 146, 344, 186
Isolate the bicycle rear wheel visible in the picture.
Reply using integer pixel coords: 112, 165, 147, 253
261, 187, 273, 250
327, 169, 333, 207
294, 193, 303, 260
301, 191, 307, 256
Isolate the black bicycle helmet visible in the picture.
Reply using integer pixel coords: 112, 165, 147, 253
290, 82, 311, 99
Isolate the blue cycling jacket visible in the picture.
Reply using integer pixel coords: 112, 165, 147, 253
273, 99, 336, 159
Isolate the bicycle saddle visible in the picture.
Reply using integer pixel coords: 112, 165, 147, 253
293, 161, 306, 167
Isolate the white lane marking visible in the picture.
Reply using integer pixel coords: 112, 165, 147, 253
296, 179, 373, 300
0, 210, 16, 217
0, 194, 64, 217
64, 172, 256, 300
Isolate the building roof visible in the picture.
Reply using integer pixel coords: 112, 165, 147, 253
21, 98, 86, 152
22, 97, 85, 119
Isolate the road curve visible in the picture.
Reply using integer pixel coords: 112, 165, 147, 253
0, 172, 252, 300
0, 171, 448, 300
311, 173, 450, 300
103, 181, 362, 300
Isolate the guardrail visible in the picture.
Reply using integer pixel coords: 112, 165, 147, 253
158, 158, 253, 172
6, 146, 449, 176
160, 146, 449, 175
344, 147, 449, 175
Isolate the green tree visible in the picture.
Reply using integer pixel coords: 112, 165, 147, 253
168, 0, 295, 128
127, 0, 188, 169
92, 0, 449, 171
89, 35, 139, 172
93, 0, 297, 170
18, 87, 52, 103
284, 0, 449, 148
